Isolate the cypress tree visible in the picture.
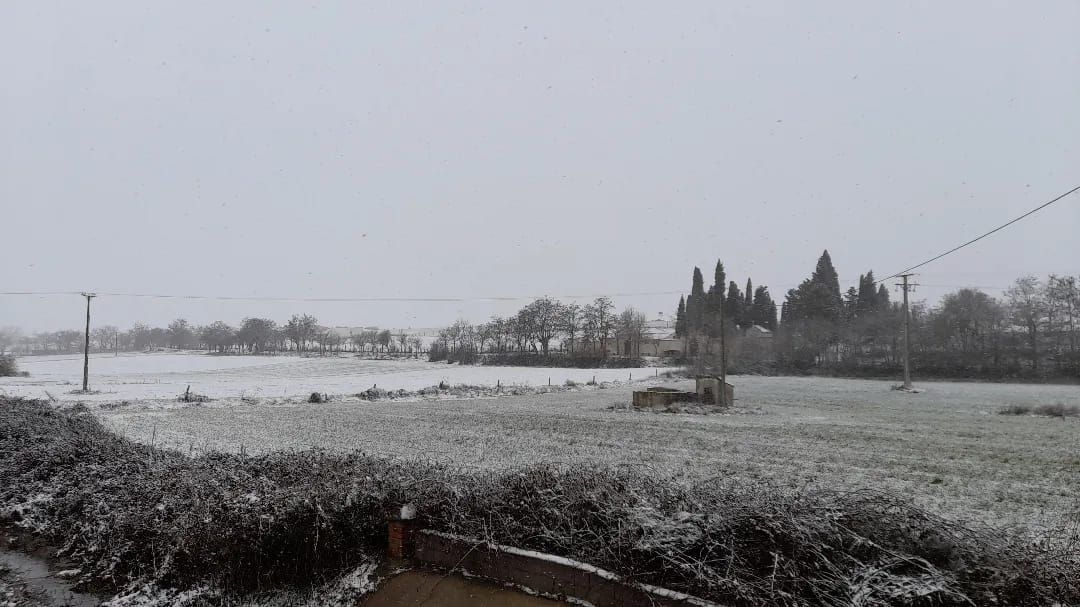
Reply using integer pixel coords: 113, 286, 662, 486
857, 271, 879, 315
706, 261, 727, 338
782, 250, 845, 323
704, 285, 719, 337
713, 261, 726, 305
810, 250, 843, 320
844, 287, 859, 321
675, 296, 687, 337
752, 286, 779, 331
877, 283, 891, 309
692, 267, 705, 298
685, 293, 695, 335
727, 281, 744, 328
689, 267, 706, 333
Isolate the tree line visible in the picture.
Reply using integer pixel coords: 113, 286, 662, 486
0, 315, 426, 358
675, 251, 1080, 379
674, 260, 779, 339
429, 297, 650, 365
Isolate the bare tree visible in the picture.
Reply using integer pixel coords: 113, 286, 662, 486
1045, 275, 1078, 355
238, 318, 276, 353
616, 307, 648, 356
583, 297, 615, 356
1006, 276, 1045, 373
511, 311, 533, 352
167, 319, 195, 349
407, 335, 423, 358
54, 329, 84, 353
490, 317, 509, 352
377, 329, 392, 354
200, 321, 237, 353
285, 314, 319, 353
559, 303, 581, 353
0, 327, 22, 355
524, 297, 562, 355
92, 325, 119, 351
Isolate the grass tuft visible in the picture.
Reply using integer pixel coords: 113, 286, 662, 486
998, 403, 1079, 417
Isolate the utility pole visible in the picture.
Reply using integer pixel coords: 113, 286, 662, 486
81, 293, 96, 392
895, 275, 917, 390
718, 291, 728, 406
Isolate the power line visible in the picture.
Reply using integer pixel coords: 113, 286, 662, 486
0, 291, 83, 296
0, 289, 687, 303
878, 184, 1080, 284
0, 282, 1020, 304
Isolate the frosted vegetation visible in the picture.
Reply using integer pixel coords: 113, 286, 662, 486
93, 369, 1080, 532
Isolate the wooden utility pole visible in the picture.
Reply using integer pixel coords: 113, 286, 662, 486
81, 293, 96, 392
895, 275, 917, 390
718, 291, 728, 405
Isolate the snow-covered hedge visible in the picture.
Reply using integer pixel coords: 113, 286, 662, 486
0, 397, 1076, 606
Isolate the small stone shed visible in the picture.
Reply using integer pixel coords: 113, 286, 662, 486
631, 377, 735, 408
631, 386, 696, 408
695, 375, 734, 405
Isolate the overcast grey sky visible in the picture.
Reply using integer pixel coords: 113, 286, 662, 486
2, 1, 1077, 332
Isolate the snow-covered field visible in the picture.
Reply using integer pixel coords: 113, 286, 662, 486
5, 353, 1078, 531
96, 373, 1080, 532
0, 352, 669, 403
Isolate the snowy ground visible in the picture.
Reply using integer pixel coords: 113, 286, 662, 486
0, 352, 669, 403
5, 353, 1078, 532
94, 374, 1080, 532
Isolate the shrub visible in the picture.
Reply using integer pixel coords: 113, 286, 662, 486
428, 344, 477, 364
1034, 403, 1080, 417
356, 387, 392, 401
178, 386, 210, 403
482, 352, 644, 368
998, 403, 1078, 418
427, 343, 447, 362
0, 355, 17, 377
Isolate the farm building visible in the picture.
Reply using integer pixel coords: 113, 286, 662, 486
615, 323, 775, 359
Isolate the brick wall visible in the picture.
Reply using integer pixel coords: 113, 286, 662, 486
412, 530, 721, 607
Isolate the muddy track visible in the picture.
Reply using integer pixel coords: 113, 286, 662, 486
1, 525, 104, 607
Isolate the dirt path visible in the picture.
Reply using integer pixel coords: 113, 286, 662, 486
0, 549, 99, 607
361, 570, 565, 606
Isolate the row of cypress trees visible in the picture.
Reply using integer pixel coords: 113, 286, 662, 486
674, 260, 779, 338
